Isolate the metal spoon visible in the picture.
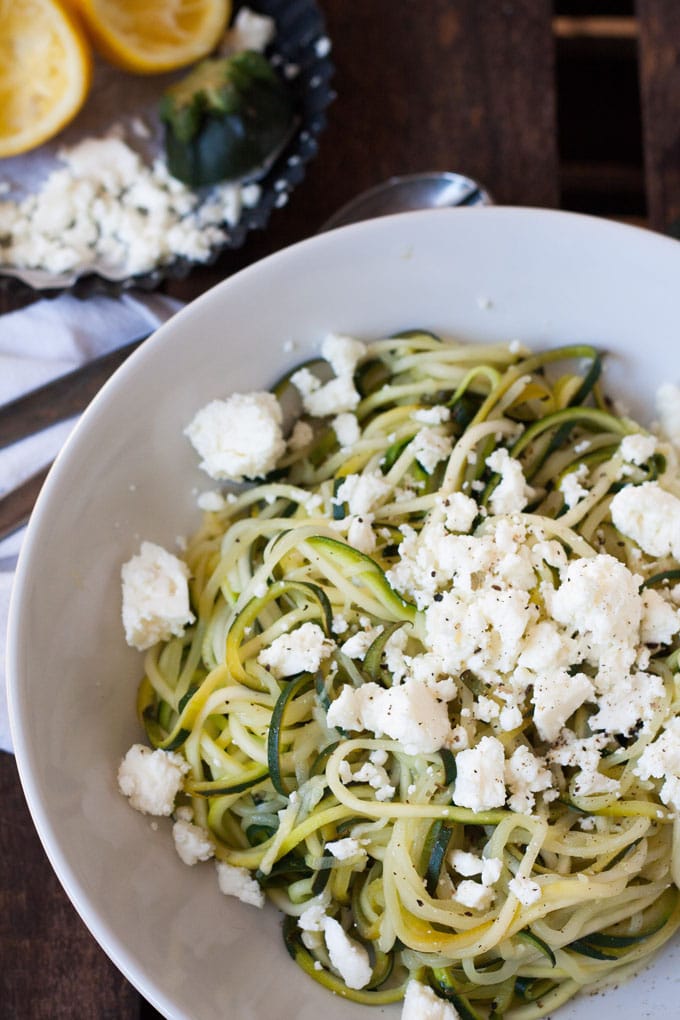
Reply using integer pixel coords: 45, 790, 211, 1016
321, 171, 491, 232
0, 171, 490, 541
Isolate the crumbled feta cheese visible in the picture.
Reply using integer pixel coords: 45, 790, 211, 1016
117, 744, 189, 816
504, 745, 553, 813
610, 482, 680, 560
346, 514, 377, 554
453, 736, 506, 812
326, 837, 366, 861
532, 668, 594, 743
641, 589, 680, 645
547, 554, 641, 673
620, 433, 656, 465
258, 622, 335, 678
402, 979, 460, 1020
292, 338, 365, 417
412, 428, 453, 473
481, 857, 503, 886
216, 861, 265, 908
440, 492, 479, 533
335, 471, 391, 515
321, 333, 367, 377
121, 541, 194, 651
326, 678, 453, 755
221, 7, 276, 53
414, 405, 451, 425
332, 412, 360, 448
559, 464, 589, 508
352, 761, 395, 801
485, 448, 535, 515
332, 613, 349, 634
449, 849, 484, 876
340, 625, 383, 660
426, 587, 536, 676
172, 818, 215, 865
298, 902, 328, 932
323, 916, 372, 989
0, 135, 257, 278
634, 718, 680, 812
548, 732, 619, 797
508, 876, 541, 905
185, 391, 285, 482
589, 666, 665, 736
197, 489, 227, 512
454, 880, 494, 910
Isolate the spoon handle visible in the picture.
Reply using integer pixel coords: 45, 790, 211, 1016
0, 334, 147, 451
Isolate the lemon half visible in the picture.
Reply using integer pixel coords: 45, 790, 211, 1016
75, 0, 232, 75
0, 0, 93, 158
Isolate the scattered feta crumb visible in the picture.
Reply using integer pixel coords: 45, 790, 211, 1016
327, 678, 453, 755
335, 471, 391, 515
326, 837, 366, 861
332, 412, 360, 448
453, 736, 506, 812
559, 464, 589, 508
620, 433, 656, 465
504, 745, 553, 813
216, 861, 265, 908
610, 481, 680, 560
223, 8, 276, 52
412, 428, 453, 473
402, 979, 460, 1020
321, 333, 367, 377
185, 391, 285, 482
486, 448, 535, 515
508, 876, 541, 905
258, 622, 335, 678
323, 916, 372, 989
117, 744, 189, 816
172, 818, 215, 865
454, 880, 494, 911
634, 717, 680, 812
121, 541, 194, 651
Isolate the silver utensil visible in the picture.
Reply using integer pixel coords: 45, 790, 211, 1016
0, 171, 491, 541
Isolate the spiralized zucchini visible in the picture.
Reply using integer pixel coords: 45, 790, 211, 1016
133, 331, 680, 1018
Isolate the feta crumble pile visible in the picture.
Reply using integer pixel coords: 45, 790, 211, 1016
0, 134, 261, 278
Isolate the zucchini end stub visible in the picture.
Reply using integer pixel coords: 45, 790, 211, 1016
160, 50, 295, 187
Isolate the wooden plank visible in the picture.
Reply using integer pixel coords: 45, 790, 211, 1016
637, 0, 680, 230
0, 752, 141, 1019
312, 0, 559, 210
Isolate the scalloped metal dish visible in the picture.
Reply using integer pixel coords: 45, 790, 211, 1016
0, 0, 334, 299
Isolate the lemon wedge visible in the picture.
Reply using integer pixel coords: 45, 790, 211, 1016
75, 0, 232, 75
0, 0, 93, 158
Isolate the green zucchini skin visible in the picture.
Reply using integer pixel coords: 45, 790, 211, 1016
161, 50, 294, 186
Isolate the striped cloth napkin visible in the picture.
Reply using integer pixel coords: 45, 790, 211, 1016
0, 289, 182, 751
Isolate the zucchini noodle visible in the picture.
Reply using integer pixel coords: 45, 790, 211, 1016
126, 331, 680, 1018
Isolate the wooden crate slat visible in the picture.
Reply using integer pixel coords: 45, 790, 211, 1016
637, 0, 680, 230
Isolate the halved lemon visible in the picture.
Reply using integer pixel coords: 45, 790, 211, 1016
0, 0, 93, 158
75, 0, 232, 75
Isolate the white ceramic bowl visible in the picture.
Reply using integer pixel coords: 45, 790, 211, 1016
8, 207, 680, 1020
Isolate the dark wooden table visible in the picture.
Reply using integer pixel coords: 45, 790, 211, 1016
3, 1, 680, 1016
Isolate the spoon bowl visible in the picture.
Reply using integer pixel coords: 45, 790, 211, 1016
320, 171, 492, 232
